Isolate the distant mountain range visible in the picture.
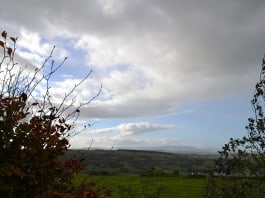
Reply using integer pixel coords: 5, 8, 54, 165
124, 146, 218, 154
91, 145, 218, 154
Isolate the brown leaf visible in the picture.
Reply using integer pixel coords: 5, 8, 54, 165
0, 40, 4, 48
1, 31, 7, 39
7, 47, 12, 56
21, 92, 27, 101
10, 37, 17, 43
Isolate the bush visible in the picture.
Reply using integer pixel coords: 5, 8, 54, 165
0, 30, 105, 197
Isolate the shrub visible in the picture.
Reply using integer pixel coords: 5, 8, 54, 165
0, 30, 105, 197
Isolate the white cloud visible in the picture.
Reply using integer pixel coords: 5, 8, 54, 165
47, 77, 101, 104
69, 135, 180, 150
15, 30, 51, 66
88, 122, 175, 136
118, 122, 175, 136
10, 28, 69, 69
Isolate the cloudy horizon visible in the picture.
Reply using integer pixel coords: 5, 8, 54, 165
1, 0, 264, 151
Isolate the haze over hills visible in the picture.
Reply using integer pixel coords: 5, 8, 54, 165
87, 145, 218, 154
125, 146, 218, 154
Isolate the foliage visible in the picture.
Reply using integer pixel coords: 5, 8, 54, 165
0, 30, 105, 197
205, 57, 265, 197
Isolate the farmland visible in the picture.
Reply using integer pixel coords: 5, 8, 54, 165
66, 149, 215, 197
64, 149, 217, 176
74, 175, 206, 198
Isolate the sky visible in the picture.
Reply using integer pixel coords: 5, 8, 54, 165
1, 0, 265, 151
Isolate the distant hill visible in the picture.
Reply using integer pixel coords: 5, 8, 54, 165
63, 149, 217, 175
118, 145, 218, 154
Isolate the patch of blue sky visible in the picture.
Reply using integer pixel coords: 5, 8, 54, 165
50, 37, 91, 81
17, 46, 32, 54
169, 95, 253, 147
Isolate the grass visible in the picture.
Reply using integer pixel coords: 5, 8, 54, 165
74, 174, 206, 198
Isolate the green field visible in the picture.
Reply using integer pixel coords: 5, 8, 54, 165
68, 150, 212, 197
75, 175, 206, 198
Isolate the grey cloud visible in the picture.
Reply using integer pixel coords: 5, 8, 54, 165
2, 0, 263, 68
0, 0, 265, 118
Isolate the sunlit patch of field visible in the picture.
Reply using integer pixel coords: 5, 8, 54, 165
74, 175, 205, 198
